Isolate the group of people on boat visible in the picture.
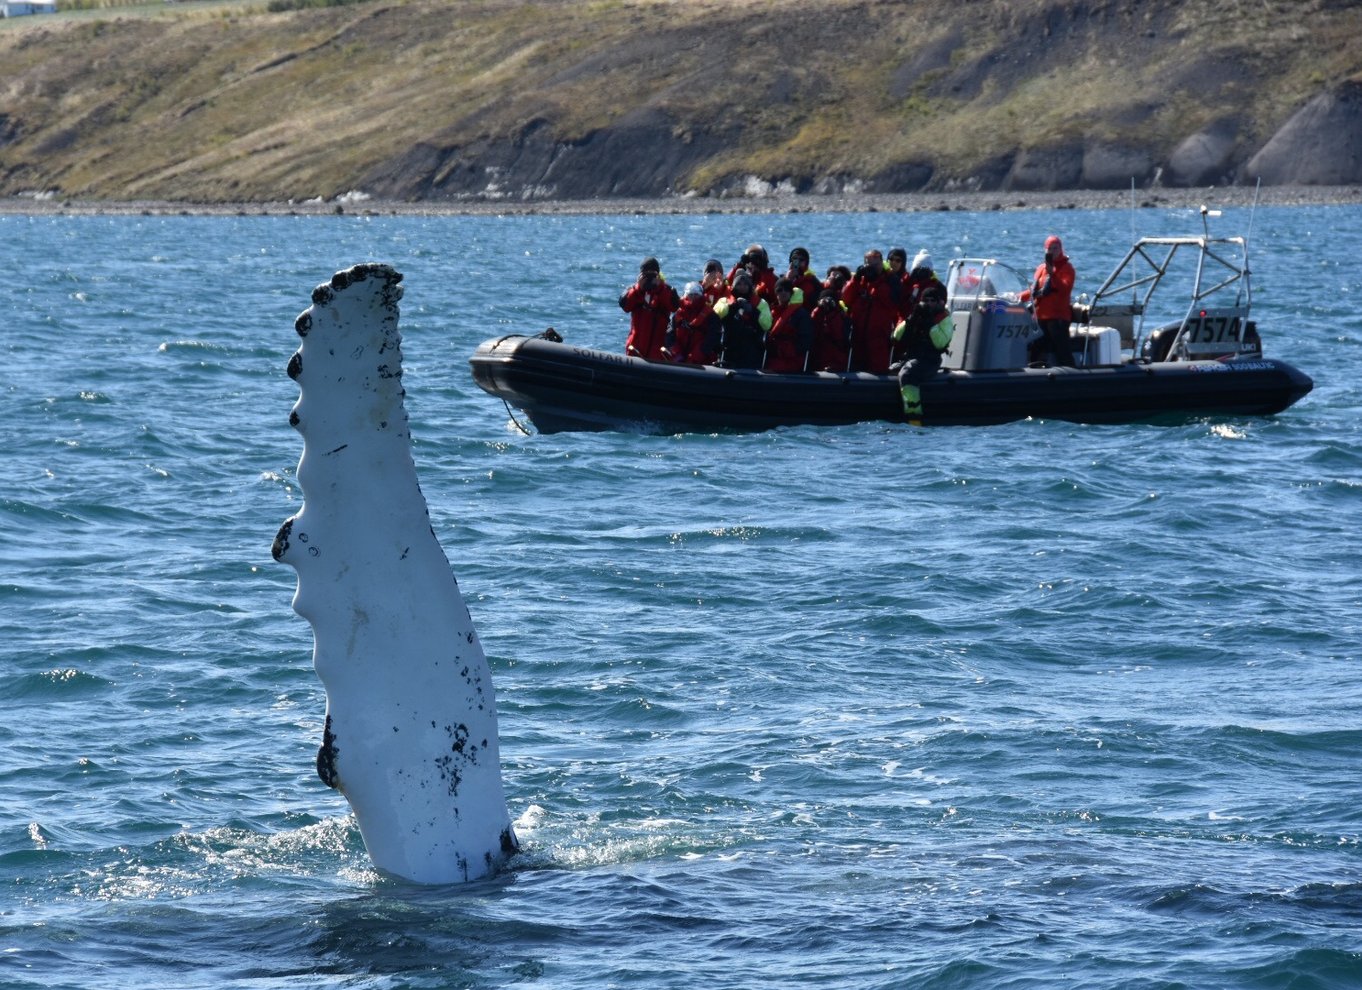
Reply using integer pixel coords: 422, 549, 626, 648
619, 236, 1075, 420
619, 243, 953, 376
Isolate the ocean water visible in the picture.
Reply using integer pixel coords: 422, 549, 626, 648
1, 204, 1359, 989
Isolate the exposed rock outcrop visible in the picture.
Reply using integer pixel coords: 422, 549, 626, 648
1246, 81, 1362, 185
1167, 119, 1243, 186
361, 110, 736, 201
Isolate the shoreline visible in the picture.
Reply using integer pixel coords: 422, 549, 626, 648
2, 186, 1360, 217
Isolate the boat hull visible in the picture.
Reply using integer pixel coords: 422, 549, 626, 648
469, 336, 1313, 434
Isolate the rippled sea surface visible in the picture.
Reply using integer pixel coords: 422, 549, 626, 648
2, 205, 1360, 989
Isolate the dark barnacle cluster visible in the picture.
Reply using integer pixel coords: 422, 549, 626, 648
316, 714, 339, 788
270, 517, 293, 561
310, 263, 404, 307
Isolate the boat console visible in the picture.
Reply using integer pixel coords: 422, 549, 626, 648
943, 258, 1036, 370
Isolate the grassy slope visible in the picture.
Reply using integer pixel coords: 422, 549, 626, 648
0, 0, 1359, 202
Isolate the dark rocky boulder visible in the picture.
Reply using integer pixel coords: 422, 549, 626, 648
1166, 118, 1242, 186
1080, 142, 1157, 189
1245, 80, 1362, 185
991, 139, 1159, 193
868, 160, 935, 193
1003, 145, 1084, 191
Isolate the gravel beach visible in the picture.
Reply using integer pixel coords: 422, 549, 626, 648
3, 186, 1360, 217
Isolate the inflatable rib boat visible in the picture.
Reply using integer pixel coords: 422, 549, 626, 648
470, 220, 1312, 434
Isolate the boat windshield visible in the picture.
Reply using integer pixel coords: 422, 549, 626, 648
947, 259, 1028, 307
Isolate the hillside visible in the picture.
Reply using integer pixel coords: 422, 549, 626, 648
1, 0, 1361, 205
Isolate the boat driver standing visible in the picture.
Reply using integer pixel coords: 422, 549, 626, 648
891, 284, 954, 425
1022, 235, 1076, 367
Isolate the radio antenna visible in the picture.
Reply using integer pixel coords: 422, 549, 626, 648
1245, 176, 1263, 256
1130, 177, 1136, 246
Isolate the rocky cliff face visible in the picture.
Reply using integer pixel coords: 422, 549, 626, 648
0, 0, 1359, 204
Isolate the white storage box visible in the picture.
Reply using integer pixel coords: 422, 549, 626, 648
1073, 326, 1121, 366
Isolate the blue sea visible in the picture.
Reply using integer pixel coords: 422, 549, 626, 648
2, 203, 1359, 989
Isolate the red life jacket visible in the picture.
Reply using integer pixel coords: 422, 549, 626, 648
786, 268, 822, 312
901, 272, 945, 319
765, 301, 812, 373
670, 295, 718, 364
809, 303, 851, 372
728, 264, 778, 307
702, 277, 730, 308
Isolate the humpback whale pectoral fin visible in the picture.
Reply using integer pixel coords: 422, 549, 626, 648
279, 262, 514, 883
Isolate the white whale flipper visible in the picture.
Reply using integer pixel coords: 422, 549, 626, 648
272, 264, 516, 884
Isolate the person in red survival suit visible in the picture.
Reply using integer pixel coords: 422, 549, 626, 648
903, 250, 945, 314
809, 288, 852, 372
841, 249, 901, 373
700, 258, 730, 307
727, 244, 778, 307
665, 282, 721, 365
785, 247, 822, 313
1020, 235, 1076, 367
620, 256, 680, 361
764, 277, 815, 372
823, 264, 853, 302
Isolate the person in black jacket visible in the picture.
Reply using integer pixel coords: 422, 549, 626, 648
891, 285, 955, 423
712, 271, 772, 369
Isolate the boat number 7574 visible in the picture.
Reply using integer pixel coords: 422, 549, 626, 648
993, 320, 1035, 339
1183, 313, 1244, 344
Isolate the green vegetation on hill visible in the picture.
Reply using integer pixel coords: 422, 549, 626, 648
1, 0, 1359, 203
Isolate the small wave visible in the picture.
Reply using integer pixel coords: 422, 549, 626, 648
1212, 722, 1362, 756
156, 339, 229, 353
4, 668, 112, 700
1234, 948, 1362, 990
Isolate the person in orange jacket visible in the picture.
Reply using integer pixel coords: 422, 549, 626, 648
1021, 235, 1076, 367
620, 257, 680, 361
